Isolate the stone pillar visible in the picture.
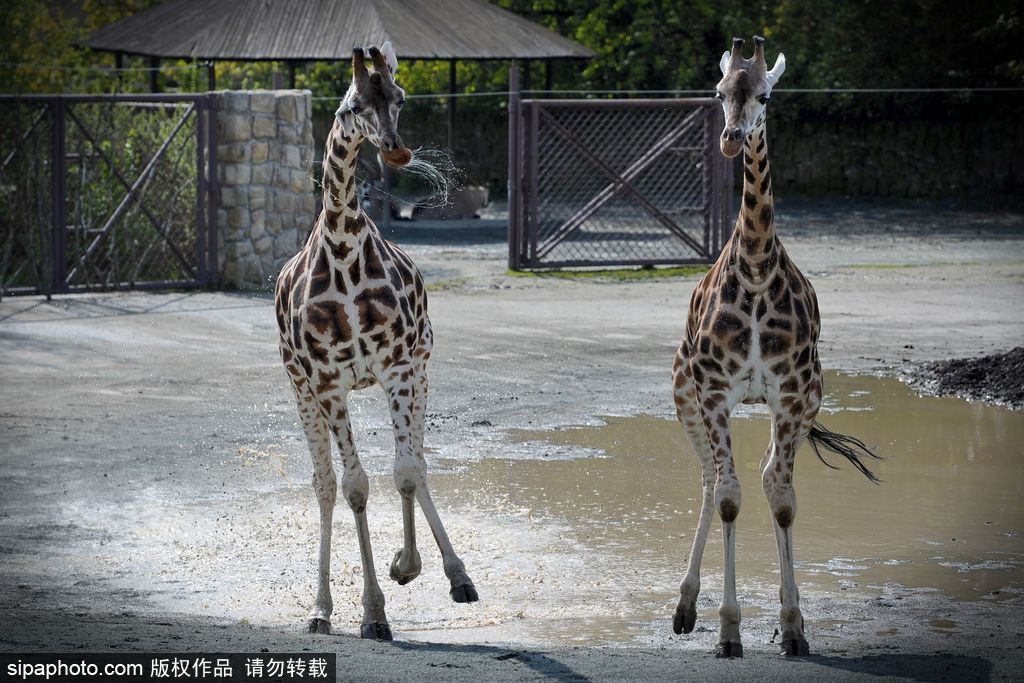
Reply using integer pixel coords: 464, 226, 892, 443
214, 89, 317, 289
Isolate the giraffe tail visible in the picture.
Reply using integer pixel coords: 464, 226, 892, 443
808, 422, 883, 483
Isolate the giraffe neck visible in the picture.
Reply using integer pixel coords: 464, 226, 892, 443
731, 119, 778, 284
317, 111, 371, 257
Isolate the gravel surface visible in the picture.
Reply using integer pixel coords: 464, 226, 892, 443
1, 199, 1022, 681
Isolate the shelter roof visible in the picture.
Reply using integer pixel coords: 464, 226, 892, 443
86, 0, 595, 61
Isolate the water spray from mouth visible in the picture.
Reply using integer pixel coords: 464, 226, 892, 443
385, 146, 464, 210
306, 146, 466, 213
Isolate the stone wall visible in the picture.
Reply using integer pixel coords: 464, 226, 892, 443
214, 90, 317, 289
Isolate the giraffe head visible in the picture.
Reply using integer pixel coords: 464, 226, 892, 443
715, 36, 786, 158
337, 41, 412, 167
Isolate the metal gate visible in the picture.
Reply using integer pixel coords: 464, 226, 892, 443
0, 94, 217, 297
508, 97, 732, 269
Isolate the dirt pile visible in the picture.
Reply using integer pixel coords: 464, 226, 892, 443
911, 347, 1024, 409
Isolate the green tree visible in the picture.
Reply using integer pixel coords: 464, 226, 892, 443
0, 0, 93, 93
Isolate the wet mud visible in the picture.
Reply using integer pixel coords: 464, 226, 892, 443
908, 346, 1024, 409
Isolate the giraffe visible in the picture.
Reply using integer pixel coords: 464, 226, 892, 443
274, 42, 478, 641
669, 36, 880, 657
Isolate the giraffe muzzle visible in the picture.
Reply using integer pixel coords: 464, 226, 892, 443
382, 146, 413, 167
380, 132, 411, 167
720, 129, 743, 158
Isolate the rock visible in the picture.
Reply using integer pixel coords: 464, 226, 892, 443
219, 114, 251, 142
218, 91, 249, 112
251, 164, 273, 185
254, 235, 274, 255
249, 186, 266, 210
250, 91, 276, 114
276, 94, 297, 123
250, 210, 266, 240
252, 115, 277, 139
252, 141, 269, 164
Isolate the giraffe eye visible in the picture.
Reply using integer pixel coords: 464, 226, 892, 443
757, 94, 770, 104
715, 91, 724, 100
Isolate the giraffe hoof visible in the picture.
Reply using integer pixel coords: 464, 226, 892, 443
307, 618, 331, 634
781, 637, 810, 656
450, 581, 479, 603
715, 641, 743, 658
673, 600, 698, 634
360, 622, 393, 641
389, 550, 422, 586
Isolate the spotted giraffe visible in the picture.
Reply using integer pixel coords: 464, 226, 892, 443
274, 43, 478, 641
670, 36, 879, 658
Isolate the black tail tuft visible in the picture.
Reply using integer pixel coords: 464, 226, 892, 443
808, 421, 883, 483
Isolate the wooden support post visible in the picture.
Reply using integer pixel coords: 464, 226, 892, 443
289, 61, 298, 89
148, 56, 160, 93
507, 64, 520, 269
114, 52, 124, 89
49, 99, 67, 297
447, 60, 457, 152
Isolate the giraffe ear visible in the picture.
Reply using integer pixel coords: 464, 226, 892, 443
719, 50, 731, 76
380, 41, 399, 76
767, 52, 786, 86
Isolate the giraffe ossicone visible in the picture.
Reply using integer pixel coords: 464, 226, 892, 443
670, 35, 881, 658
274, 42, 477, 641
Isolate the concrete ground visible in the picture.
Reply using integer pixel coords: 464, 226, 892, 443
1, 199, 1023, 681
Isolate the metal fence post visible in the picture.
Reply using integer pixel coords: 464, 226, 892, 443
506, 65, 520, 269
527, 100, 539, 267
49, 98, 67, 297
702, 103, 713, 256
195, 97, 208, 283
206, 92, 219, 285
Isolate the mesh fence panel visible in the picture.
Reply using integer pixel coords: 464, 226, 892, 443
0, 96, 209, 296
63, 100, 200, 289
0, 102, 53, 294
513, 99, 728, 269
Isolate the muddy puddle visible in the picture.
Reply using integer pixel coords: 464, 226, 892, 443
59, 373, 1022, 648
423, 372, 1024, 645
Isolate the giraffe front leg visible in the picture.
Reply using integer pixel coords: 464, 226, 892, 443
385, 372, 423, 587
294, 386, 336, 634
416, 486, 478, 603
672, 357, 716, 635
764, 415, 810, 656
387, 364, 477, 604
389, 494, 422, 586
329, 402, 390, 640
